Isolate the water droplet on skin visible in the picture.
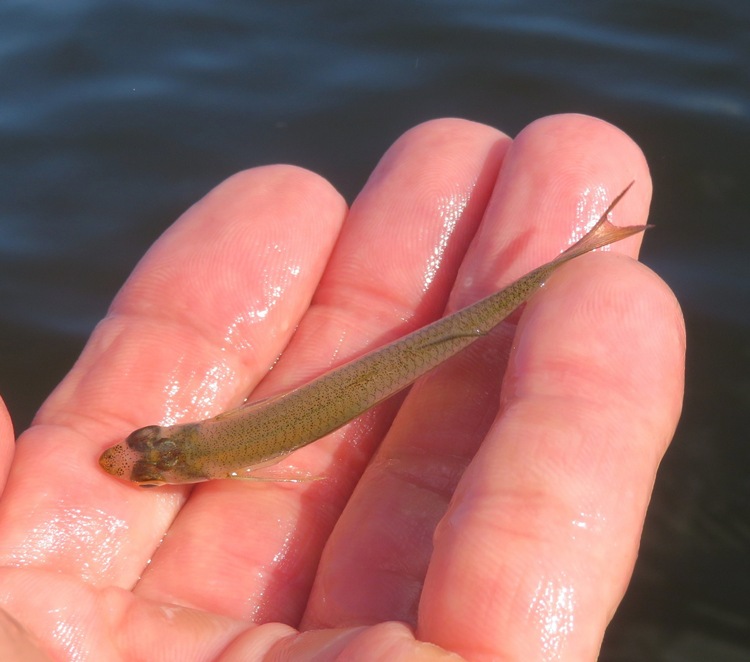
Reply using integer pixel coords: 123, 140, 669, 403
527, 575, 577, 659
421, 191, 470, 291
571, 185, 613, 250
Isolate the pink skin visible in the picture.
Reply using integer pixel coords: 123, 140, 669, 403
0, 115, 684, 661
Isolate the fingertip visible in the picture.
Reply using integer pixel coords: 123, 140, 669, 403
0, 398, 14, 492
205, 164, 347, 217
0, 397, 13, 441
511, 253, 685, 459
396, 116, 509, 146
509, 113, 653, 218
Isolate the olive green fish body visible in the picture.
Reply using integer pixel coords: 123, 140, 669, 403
99, 184, 645, 486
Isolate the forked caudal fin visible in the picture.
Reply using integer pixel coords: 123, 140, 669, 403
554, 181, 649, 266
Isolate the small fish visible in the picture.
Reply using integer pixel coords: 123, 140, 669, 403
100, 183, 646, 487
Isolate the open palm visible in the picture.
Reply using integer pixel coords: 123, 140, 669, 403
0, 115, 684, 661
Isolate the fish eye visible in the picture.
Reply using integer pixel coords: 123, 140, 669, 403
131, 458, 166, 485
126, 425, 161, 452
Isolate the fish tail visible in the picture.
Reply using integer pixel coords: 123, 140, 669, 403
554, 181, 649, 266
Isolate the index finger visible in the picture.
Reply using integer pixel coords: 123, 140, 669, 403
0, 166, 347, 584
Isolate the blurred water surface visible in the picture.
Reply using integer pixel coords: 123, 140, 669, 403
1, 1, 748, 659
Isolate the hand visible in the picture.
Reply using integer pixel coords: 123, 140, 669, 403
0, 115, 684, 661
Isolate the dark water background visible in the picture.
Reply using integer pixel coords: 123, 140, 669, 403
1, 1, 748, 659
